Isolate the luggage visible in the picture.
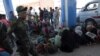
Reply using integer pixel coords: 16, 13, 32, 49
36, 43, 58, 54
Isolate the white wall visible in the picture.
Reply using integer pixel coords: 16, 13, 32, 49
0, 0, 94, 14
54, 0, 61, 8
0, 0, 5, 14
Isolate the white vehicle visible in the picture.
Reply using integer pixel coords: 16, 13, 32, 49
77, 1, 100, 26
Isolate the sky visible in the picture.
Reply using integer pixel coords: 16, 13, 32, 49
0, 0, 93, 14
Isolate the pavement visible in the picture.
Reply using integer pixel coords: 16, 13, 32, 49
47, 44, 100, 56
12, 32, 100, 56
12, 44, 100, 56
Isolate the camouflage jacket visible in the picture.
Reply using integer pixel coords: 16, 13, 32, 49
9, 17, 29, 41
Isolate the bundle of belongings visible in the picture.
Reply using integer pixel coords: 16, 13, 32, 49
60, 29, 76, 52
85, 24, 97, 44
86, 32, 96, 39
36, 35, 58, 55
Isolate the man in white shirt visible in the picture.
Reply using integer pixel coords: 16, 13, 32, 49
27, 7, 33, 20
53, 7, 60, 29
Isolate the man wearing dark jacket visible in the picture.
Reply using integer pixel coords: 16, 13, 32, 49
0, 20, 13, 56
39, 7, 44, 21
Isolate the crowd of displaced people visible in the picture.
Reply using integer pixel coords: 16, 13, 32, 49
27, 6, 60, 29
0, 5, 100, 56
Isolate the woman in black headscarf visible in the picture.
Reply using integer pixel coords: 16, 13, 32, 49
60, 29, 75, 52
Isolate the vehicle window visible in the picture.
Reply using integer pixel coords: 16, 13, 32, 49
86, 3, 98, 11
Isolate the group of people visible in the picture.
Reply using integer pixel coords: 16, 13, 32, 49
0, 5, 60, 56
32, 20, 100, 54
60, 24, 100, 52
0, 6, 38, 56
0, 5, 100, 56
27, 6, 60, 29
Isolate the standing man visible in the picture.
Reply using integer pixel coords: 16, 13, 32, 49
27, 7, 33, 20
53, 7, 60, 29
8, 6, 38, 56
43, 8, 49, 22
39, 7, 43, 21
49, 7, 54, 25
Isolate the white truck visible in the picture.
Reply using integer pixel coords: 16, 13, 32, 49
77, 0, 100, 26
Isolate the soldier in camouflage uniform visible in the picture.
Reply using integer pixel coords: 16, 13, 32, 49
8, 6, 38, 56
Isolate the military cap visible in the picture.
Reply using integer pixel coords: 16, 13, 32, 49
16, 6, 27, 13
